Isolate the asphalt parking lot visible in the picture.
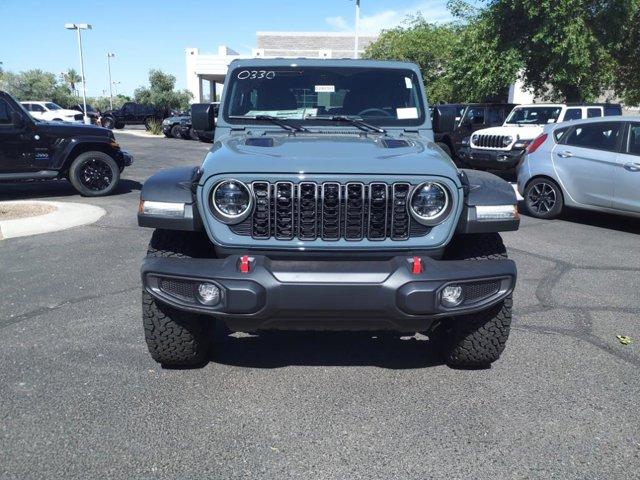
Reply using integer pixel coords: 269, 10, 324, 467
1, 132, 639, 479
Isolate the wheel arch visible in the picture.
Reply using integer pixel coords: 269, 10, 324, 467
62, 142, 121, 174
524, 174, 566, 203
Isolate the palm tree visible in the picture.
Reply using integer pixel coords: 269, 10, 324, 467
63, 68, 82, 98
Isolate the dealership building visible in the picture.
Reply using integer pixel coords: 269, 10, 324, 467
185, 31, 378, 102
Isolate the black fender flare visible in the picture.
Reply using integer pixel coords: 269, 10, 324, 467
138, 166, 204, 231
456, 169, 520, 233
54, 136, 124, 170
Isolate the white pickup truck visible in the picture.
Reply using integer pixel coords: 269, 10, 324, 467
459, 103, 622, 171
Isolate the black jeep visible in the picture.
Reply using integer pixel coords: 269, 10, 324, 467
100, 102, 167, 130
0, 91, 132, 196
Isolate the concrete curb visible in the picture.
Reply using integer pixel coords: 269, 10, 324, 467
0, 201, 106, 240
115, 129, 163, 138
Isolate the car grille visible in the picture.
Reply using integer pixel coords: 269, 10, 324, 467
231, 181, 430, 241
461, 281, 501, 303
473, 134, 510, 149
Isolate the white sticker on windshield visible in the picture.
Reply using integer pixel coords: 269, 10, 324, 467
405, 77, 413, 89
315, 85, 335, 93
397, 107, 418, 119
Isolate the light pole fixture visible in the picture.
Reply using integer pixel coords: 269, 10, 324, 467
107, 53, 115, 110
65, 23, 92, 125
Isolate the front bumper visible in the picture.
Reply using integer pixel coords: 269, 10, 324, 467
162, 125, 173, 135
118, 150, 133, 167
142, 255, 516, 332
459, 147, 525, 170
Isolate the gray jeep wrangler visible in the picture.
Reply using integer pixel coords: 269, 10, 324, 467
138, 59, 519, 368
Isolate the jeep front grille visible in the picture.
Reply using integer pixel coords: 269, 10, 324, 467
230, 181, 430, 241
473, 134, 509, 149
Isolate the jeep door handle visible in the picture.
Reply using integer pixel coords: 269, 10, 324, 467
624, 162, 640, 172
557, 151, 573, 158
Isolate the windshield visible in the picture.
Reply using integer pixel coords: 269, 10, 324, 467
45, 102, 62, 110
224, 66, 425, 126
505, 106, 562, 125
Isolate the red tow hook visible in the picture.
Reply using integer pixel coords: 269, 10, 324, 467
239, 255, 251, 273
411, 256, 422, 275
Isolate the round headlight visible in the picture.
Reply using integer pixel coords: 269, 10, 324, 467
211, 180, 253, 223
409, 182, 451, 226
472, 134, 479, 143
502, 135, 513, 147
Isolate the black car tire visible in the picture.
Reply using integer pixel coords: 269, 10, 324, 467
436, 142, 452, 158
101, 116, 116, 129
189, 127, 200, 141
170, 124, 181, 138
68, 151, 120, 197
524, 177, 564, 219
142, 230, 227, 367
179, 128, 192, 140
432, 233, 512, 368
114, 121, 125, 129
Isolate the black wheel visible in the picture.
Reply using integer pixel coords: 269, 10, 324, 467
436, 142, 452, 158
433, 233, 512, 368
101, 116, 115, 129
524, 177, 564, 219
170, 124, 181, 138
68, 151, 120, 197
189, 127, 200, 141
142, 230, 226, 367
114, 122, 125, 129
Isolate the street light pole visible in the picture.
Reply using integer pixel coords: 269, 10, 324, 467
354, 0, 361, 59
65, 23, 92, 125
107, 53, 115, 110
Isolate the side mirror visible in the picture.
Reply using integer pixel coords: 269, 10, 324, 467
432, 106, 456, 134
10, 111, 26, 129
191, 103, 216, 132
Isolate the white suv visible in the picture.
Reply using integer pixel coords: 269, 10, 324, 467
20, 101, 83, 123
460, 103, 622, 170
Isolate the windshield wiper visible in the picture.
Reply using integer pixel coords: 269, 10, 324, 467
233, 115, 308, 132
319, 115, 387, 134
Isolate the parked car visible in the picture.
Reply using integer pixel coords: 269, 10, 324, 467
161, 113, 190, 138
137, 59, 520, 369
192, 102, 219, 142
100, 102, 167, 130
20, 101, 84, 123
518, 116, 640, 219
460, 103, 623, 171
0, 91, 132, 196
432, 103, 516, 161
69, 103, 100, 124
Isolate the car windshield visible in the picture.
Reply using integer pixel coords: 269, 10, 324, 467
505, 106, 562, 125
224, 66, 425, 126
45, 102, 62, 110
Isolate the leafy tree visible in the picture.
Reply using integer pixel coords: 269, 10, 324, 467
134, 69, 192, 112
0, 69, 76, 106
364, 16, 458, 103
62, 69, 82, 98
484, 0, 640, 102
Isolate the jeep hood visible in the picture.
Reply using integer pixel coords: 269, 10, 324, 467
478, 125, 544, 140
201, 134, 458, 178
37, 122, 111, 137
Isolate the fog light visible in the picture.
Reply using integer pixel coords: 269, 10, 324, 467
197, 283, 220, 305
442, 285, 464, 307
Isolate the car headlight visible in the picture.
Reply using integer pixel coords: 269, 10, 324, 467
162, 119, 170, 125
502, 136, 513, 147
471, 134, 479, 143
211, 180, 253, 224
409, 182, 451, 226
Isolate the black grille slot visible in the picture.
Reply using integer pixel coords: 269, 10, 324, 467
274, 182, 294, 239
462, 281, 501, 302
345, 183, 365, 240
368, 183, 388, 240
252, 182, 270, 239
476, 134, 507, 148
298, 182, 318, 240
160, 279, 196, 301
321, 182, 341, 240
391, 183, 411, 240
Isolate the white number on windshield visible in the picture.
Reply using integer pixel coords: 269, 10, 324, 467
237, 70, 276, 80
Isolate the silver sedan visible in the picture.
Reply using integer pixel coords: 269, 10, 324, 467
517, 116, 640, 219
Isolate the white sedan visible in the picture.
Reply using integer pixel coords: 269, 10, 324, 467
20, 101, 83, 123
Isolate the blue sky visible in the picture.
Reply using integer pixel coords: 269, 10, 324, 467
0, 0, 451, 98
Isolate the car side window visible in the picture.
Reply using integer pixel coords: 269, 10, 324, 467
564, 108, 582, 121
627, 123, 640, 156
486, 107, 503, 124
554, 127, 570, 143
604, 105, 622, 116
587, 108, 602, 118
564, 122, 623, 152
0, 99, 15, 126
31, 104, 45, 112
466, 107, 485, 125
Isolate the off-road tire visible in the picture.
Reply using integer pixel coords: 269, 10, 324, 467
142, 229, 226, 366
189, 127, 200, 141
101, 116, 115, 129
435, 233, 512, 367
114, 121, 125, 129
68, 151, 120, 197
169, 124, 181, 138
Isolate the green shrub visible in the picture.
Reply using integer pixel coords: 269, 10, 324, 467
147, 119, 163, 135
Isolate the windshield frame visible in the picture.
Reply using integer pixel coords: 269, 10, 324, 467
45, 102, 62, 111
222, 65, 427, 129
